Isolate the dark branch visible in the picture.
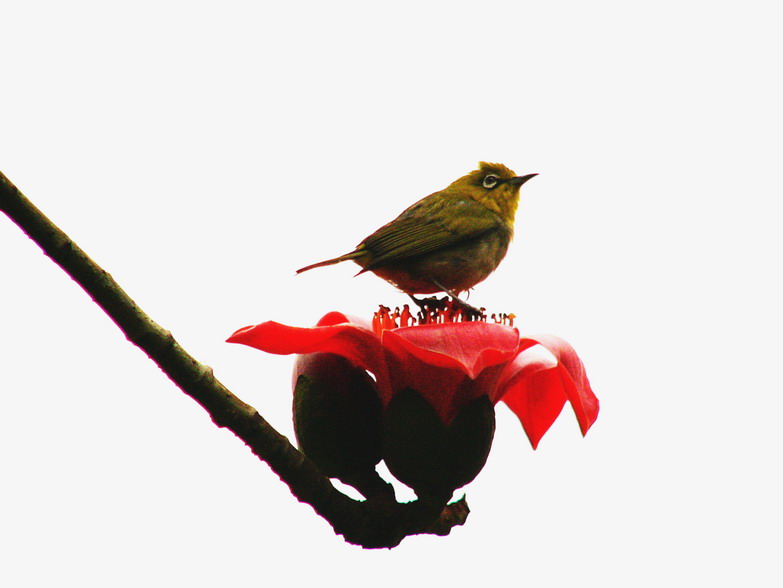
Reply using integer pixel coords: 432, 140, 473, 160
0, 171, 469, 548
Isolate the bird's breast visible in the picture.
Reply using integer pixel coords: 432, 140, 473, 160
365, 226, 512, 295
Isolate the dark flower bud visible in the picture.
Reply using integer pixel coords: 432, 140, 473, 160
382, 388, 496, 504
294, 353, 391, 498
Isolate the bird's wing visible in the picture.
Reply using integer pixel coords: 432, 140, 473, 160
361, 198, 502, 269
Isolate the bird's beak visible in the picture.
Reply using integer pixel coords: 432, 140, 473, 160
507, 173, 538, 186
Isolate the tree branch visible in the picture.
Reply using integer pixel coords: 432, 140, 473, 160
0, 171, 469, 548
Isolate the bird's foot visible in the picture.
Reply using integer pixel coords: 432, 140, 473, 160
408, 294, 485, 323
408, 294, 447, 318
448, 296, 485, 321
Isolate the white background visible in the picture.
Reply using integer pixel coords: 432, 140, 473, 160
2, 1, 781, 586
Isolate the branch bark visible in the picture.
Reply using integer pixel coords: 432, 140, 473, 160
0, 170, 469, 548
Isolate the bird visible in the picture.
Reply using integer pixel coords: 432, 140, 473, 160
297, 161, 537, 305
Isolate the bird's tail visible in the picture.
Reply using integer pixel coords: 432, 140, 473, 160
296, 250, 364, 274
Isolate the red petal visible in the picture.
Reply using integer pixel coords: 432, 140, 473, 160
378, 322, 519, 423
498, 336, 599, 448
497, 348, 567, 449
227, 320, 391, 399
383, 322, 520, 379
527, 335, 599, 436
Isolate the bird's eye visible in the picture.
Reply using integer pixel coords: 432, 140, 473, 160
482, 175, 499, 189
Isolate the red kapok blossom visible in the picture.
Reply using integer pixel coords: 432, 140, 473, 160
227, 306, 598, 449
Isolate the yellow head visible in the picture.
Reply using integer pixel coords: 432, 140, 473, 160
444, 162, 537, 225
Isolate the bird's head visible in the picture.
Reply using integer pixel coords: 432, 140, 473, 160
446, 162, 537, 225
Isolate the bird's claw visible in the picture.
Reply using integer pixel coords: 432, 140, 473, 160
408, 294, 485, 322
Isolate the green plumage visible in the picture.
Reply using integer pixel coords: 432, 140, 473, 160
297, 162, 537, 296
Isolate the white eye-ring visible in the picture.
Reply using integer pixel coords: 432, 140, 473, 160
482, 174, 499, 189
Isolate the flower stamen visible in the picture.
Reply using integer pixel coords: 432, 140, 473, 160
372, 298, 516, 335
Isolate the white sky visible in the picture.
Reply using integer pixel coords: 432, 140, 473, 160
2, 1, 781, 586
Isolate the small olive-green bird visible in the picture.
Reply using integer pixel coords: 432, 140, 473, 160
297, 162, 537, 298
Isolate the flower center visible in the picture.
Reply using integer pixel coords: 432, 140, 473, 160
372, 297, 516, 335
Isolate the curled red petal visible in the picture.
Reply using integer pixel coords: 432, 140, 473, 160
497, 348, 567, 449
384, 322, 520, 379
526, 335, 599, 436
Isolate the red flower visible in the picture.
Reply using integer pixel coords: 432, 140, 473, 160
227, 310, 598, 449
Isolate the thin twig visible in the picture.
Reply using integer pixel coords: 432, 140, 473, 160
0, 171, 469, 548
